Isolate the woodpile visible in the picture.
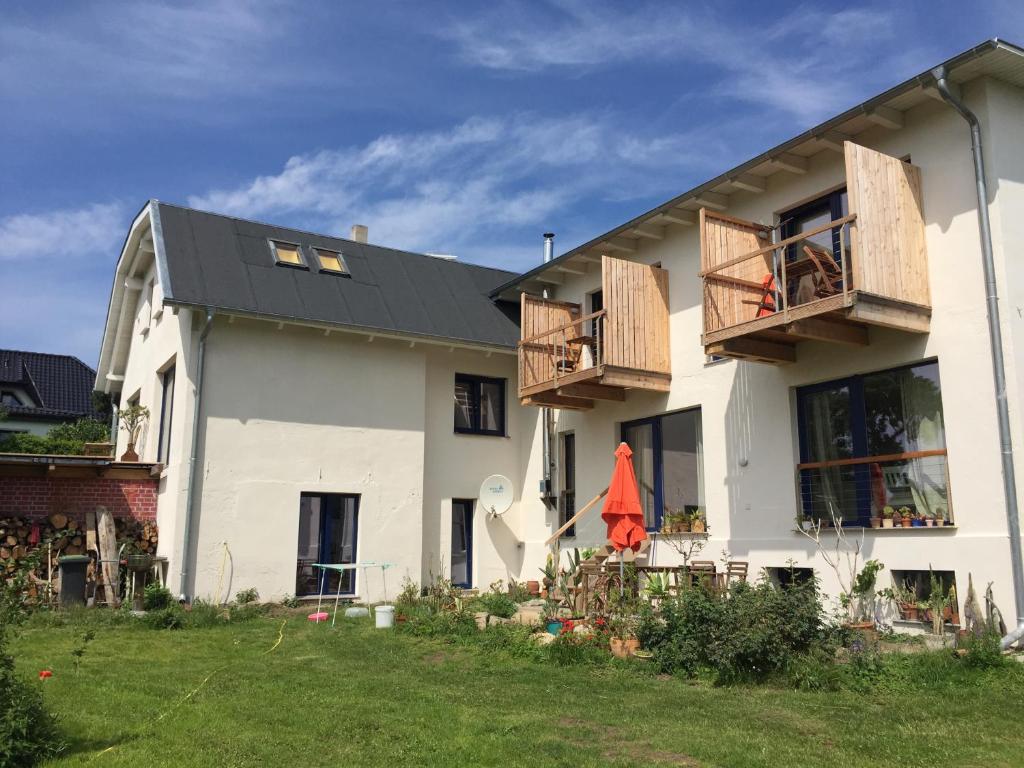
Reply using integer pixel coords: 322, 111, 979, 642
0, 513, 158, 600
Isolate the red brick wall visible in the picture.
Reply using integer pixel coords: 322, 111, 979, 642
0, 476, 158, 523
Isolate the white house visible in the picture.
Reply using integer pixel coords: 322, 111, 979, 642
96, 39, 1024, 639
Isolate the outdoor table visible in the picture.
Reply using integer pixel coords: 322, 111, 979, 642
313, 562, 394, 626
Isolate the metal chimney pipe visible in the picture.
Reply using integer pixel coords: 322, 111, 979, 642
543, 232, 555, 263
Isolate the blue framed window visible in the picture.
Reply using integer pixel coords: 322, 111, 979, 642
295, 493, 359, 596
621, 409, 704, 531
796, 360, 950, 526
454, 374, 506, 436
451, 499, 473, 588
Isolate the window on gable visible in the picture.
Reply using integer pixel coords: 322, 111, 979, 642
314, 247, 349, 275
270, 240, 305, 267
454, 374, 506, 436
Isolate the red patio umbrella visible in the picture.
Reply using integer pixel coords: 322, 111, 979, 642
601, 442, 648, 553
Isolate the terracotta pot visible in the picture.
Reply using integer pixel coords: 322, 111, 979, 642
869, 517, 881, 529
691, 520, 706, 534
526, 580, 540, 596
899, 602, 918, 621
881, 518, 894, 528
610, 637, 640, 659
900, 519, 912, 528
120, 443, 139, 462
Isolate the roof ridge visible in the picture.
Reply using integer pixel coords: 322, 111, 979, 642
153, 200, 518, 276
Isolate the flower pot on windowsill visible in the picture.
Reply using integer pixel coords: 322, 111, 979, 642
881, 518, 894, 528
120, 443, 139, 462
869, 517, 881, 529
691, 519, 706, 534
911, 519, 925, 527
900, 518, 912, 528
899, 602, 919, 621
925, 519, 934, 527
674, 522, 690, 533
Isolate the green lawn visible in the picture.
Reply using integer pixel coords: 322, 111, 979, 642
11, 611, 1024, 767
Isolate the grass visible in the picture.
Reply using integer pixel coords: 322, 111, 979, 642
11, 610, 1024, 767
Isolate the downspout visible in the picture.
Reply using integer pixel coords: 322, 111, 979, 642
179, 308, 215, 601
541, 234, 556, 502
931, 66, 1024, 647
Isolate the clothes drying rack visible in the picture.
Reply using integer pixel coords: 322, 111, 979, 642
312, 561, 394, 626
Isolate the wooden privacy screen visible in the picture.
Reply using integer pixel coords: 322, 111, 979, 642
699, 211, 772, 335
845, 142, 929, 307
601, 255, 671, 374
519, 295, 579, 390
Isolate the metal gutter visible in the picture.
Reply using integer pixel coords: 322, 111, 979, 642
930, 66, 1024, 647
160, 299, 518, 354
490, 38, 1022, 297
179, 308, 215, 601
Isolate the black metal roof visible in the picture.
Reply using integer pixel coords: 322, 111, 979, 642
0, 350, 99, 421
153, 202, 521, 349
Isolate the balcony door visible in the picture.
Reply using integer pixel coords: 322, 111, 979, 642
295, 493, 359, 596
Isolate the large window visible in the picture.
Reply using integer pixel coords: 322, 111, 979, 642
797, 361, 950, 526
560, 432, 576, 538
157, 364, 175, 463
621, 409, 704, 531
295, 493, 359, 596
454, 374, 506, 436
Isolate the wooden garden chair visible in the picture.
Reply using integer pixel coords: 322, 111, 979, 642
801, 244, 843, 298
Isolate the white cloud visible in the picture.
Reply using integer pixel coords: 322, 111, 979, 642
442, 2, 918, 123
190, 112, 723, 261
0, 203, 125, 262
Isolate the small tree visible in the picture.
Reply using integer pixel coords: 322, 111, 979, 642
118, 404, 150, 448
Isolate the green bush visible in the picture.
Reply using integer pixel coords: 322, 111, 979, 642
545, 630, 609, 666
636, 578, 827, 682
476, 591, 517, 619
143, 583, 174, 611
0, 418, 109, 456
398, 609, 478, 639
960, 631, 1006, 670
234, 588, 259, 605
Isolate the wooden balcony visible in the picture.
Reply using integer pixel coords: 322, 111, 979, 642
700, 142, 931, 363
518, 255, 670, 410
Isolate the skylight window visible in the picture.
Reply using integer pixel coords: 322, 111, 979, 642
270, 240, 305, 267
314, 247, 348, 275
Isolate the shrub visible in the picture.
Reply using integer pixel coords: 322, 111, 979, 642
143, 606, 186, 630
398, 609, 478, 639
476, 591, 517, 619
0, 644, 63, 767
636, 577, 828, 682
545, 630, 609, 666
234, 587, 259, 605
960, 631, 1006, 670
0, 418, 109, 456
143, 583, 174, 611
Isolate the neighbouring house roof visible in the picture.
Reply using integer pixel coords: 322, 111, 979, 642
490, 37, 1024, 296
0, 350, 100, 421
151, 202, 522, 349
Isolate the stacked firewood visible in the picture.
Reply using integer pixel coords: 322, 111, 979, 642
0, 513, 158, 578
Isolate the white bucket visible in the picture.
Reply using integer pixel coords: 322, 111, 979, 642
375, 605, 395, 629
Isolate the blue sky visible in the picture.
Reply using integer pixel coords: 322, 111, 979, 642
1, 1, 1021, 367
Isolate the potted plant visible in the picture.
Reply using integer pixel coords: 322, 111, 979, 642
934, 507, 947, 527
869, 512, 881, 529
118, 403, 150, 462
690, 509, 706, 534
608, 615, 639, 658
898, 506, 913, 528
911, 511, 925, 527
924, 511, 935, 528
881, 506, 895, 528
540, 555, 557, 591
542, 596, 562, 635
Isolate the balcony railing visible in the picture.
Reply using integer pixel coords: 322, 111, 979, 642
796, 449, 952, 527
699, 142, 932, 363
517, 255, 670, 409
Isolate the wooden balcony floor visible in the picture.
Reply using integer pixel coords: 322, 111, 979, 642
703, 290, 930, 364
519, 364, 671, 410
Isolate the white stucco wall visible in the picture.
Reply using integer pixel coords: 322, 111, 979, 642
529, 76, 1024, 624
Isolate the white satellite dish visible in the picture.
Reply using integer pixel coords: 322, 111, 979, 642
479, 474, 513, 516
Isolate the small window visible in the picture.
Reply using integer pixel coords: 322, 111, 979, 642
314, 247, 349, 275
157, 364, 175, 463
454, 374, 506, 436
560, 432, 576, 537
270, 240, 305, 267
